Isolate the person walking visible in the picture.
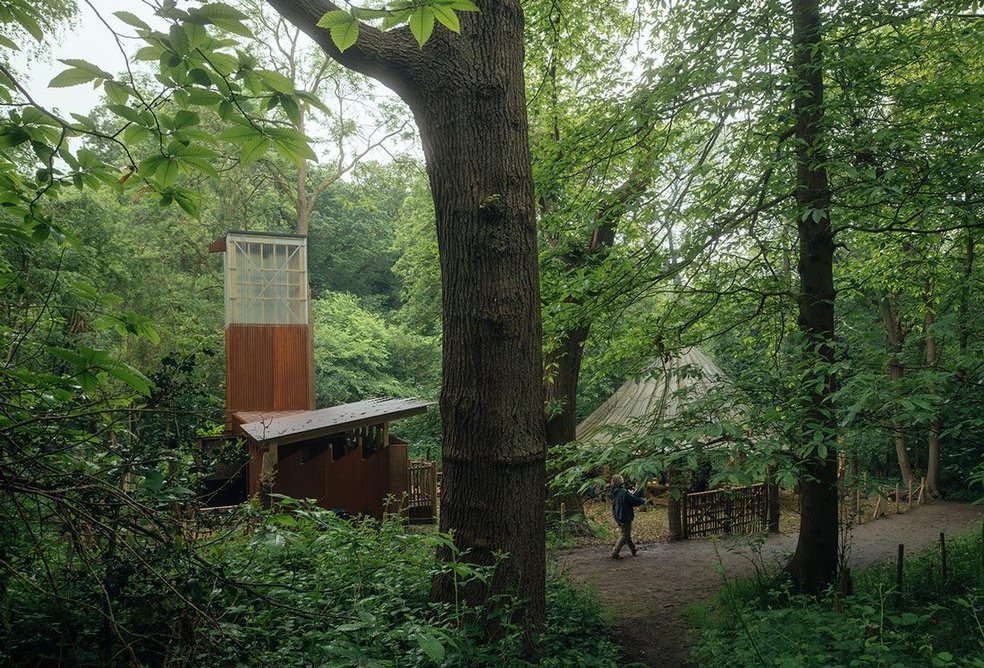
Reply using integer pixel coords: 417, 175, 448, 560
610, 474, 646, 559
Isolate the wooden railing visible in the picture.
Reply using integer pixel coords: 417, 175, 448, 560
407, 460, 438, 522
682, 483, 769, 539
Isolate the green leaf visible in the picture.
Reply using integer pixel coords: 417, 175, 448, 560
381, 8, 414, 30
432, 5, 461, 33
258, 69, 295, 94
59, 59, 114, 81
317, 11, 360, 53
105, 362, 152, 395
171, 188, 200, 217
409, 7, 436, 47
157, 158, 179, 187
49, 67, 99, 89
185, 87, 225, 105
445, 0, 479, 12
122, 125, 150, 146
9, 4, 43, 41
240, 135, 271, 167
171, 109, 201, 129
194, 3, 253, 37
317, 10, 354, 28
113, 10, 150, 31
415, 633, 446, 664
104, 81, 131, 105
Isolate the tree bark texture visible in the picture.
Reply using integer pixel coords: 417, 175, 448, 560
881, 295, 914, 488
267, 0, 547, 628
924, 284, 941, 498
785, 0, 840, 595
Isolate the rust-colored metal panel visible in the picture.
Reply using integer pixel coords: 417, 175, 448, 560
225, 324, 312, 427
274, 441, 329, 503
323, 446, 365, 514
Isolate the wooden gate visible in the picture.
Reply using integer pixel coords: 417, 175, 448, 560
682, 483, 768, 538
407, 460, 437, 523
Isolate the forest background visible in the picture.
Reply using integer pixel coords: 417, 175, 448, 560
1, 0, 982, 664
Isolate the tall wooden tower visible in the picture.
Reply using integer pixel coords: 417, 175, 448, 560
209, 231, 314, 428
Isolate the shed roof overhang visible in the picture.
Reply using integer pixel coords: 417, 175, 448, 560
234, 397, 432, 446
208, 229, 308, 253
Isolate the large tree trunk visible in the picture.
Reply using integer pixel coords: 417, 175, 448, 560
785, 0, 840, 595
924, 284, 941, 498
881, 295, 915, 487
268, 0, 547, 631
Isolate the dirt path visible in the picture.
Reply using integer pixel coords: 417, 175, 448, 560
555, 502, 983, 667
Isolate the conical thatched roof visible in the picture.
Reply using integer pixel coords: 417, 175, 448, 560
576, 348, 733, 444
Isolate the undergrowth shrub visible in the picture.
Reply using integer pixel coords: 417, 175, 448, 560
2, 497, 623, 666
690, 526, 984, 667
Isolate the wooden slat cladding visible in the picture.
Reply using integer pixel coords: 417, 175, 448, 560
225, 324, 312, 428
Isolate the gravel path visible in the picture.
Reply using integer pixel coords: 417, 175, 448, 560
554, 502, 984, 667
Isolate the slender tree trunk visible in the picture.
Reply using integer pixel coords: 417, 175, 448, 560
295, 106, 310, 236
785, 0, 839, 595
881, 295, 914, 487
269, 0, 547, 631
959, 225, 975, 353
924, 283, 941, 498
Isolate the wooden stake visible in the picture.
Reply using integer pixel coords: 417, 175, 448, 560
872, 495, 883, 520
895, 483, 900, 514
560, 502, 567, 540
907, 479, 913, 509
918, 477, 926, 505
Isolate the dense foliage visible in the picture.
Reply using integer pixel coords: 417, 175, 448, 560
690, 527, 984, 666
2, 0, 983, 663
3, 501, 623, 666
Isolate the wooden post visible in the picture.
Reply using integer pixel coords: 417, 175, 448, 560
260, 441, 279, 509
940, 532, 947, 583
896, 543, 905, 590
894, 483, 900, 514
681, 493, 688, 540
907, 479, 913, 510
430, 461, 438, 521
871, 495, 883, 520
767, 466, 780, 532
918, 477, 926, 505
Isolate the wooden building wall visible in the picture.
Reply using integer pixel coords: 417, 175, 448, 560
245, 438, 409, 519
225, 324, 313, 428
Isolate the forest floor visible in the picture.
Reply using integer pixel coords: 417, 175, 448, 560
554, 500, 984, 668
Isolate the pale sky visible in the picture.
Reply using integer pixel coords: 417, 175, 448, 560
20, 0, 156, 117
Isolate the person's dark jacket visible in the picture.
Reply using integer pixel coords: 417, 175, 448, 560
611, 487, 646, 525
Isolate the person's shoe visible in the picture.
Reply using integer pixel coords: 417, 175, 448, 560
610, 553, 621, 560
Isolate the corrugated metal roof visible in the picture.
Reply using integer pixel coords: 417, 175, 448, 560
235, 397, 432, 445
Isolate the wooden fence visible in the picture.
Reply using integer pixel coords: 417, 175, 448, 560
406, 460, 438, 523
682, 483, 769, 539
